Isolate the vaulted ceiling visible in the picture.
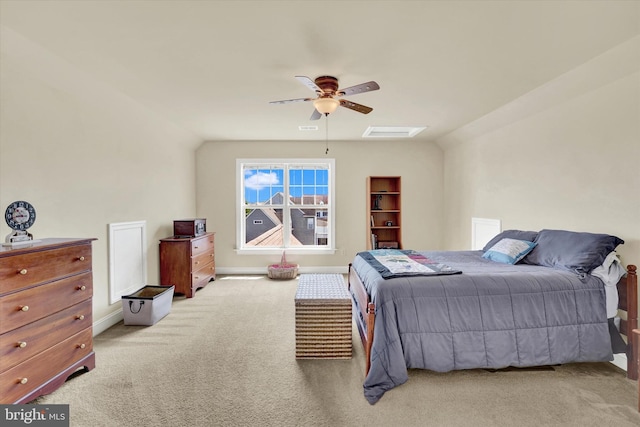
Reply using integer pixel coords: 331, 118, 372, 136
1, 1, 638, 143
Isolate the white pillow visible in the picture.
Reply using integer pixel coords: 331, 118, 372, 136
482, 238, 537, 265
591, 251, 626, 318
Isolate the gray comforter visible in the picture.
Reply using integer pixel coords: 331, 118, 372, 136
351, 250, 613, 404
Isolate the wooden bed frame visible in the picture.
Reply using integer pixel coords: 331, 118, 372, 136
348, 263, 638, 380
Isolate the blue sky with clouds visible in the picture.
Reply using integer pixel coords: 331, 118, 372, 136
244, 167, 328, 204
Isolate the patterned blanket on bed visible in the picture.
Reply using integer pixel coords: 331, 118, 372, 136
356, 249, 462, 279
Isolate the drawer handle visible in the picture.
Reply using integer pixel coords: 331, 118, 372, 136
18, 378, 28, 385
77, 285, 86, 291
194, 246, 199, 249
17, 341, 27, 348
77, 343, 86, 349
194, 276, 199, 280
76, 315, 85, 320
195, 261, 199, 265
19, 305, 29, 312
19, 269, 27, 275
78, 256, 85, 261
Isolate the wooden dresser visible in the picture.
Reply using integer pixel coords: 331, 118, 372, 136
0, 238, 96, 404
159, 232, 215, 298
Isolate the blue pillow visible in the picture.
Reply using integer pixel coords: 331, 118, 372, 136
482, 230, 539, 252
482, 238, 537, 265
524, 229, 623, 273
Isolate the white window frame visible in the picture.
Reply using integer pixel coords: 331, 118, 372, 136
236, 158, 336, 255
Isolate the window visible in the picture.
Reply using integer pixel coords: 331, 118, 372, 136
237, 159, 335, 253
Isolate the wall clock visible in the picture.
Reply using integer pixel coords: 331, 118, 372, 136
4, 200, 37, 245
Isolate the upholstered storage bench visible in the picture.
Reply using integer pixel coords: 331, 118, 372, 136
294, 274, 352, 359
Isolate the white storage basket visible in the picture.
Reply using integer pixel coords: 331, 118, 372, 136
122, 285, 175, 326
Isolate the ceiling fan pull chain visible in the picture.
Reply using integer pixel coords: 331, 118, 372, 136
325, 116, 329, 155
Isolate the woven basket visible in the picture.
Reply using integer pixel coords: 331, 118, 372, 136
268, 252, 298, 280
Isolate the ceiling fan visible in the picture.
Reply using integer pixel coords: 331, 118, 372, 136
269, 75, 380, 120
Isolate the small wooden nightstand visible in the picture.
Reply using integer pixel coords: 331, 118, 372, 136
159, 232, 215, 298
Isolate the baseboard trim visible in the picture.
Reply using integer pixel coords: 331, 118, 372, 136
216, 266, 349, 275
611, 353, 627, 372
93, 309, 123, 336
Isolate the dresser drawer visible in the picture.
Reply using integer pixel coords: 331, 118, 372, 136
191, 234, 214, 257
0, 327, 92, 404
0, 244, 92, 294
191, 249, 214, 271
0, 272, 92, 333
192, 264, 215, 288
0, 299, 92, 372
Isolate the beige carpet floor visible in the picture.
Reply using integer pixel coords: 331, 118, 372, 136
33, 275, 640, 427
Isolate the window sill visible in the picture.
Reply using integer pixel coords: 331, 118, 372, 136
235, 248, 336, 255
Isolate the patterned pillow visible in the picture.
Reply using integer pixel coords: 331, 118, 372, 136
482, 230, 539, 252
482, 238, 537, 265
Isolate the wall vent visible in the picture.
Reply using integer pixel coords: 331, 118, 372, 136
362, 126, 427, 138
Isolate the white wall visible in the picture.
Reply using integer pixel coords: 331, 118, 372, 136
438, 37, 640, 268
0, 27, 200, 327
196, 139, 443, 271
3, 24, 637, 334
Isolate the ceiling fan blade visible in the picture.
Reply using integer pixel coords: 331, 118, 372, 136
310, 109, 322, 120
338, 81, 380, 96
339, 99, 373, 114
295, 76, 324, 94
269, 97, 313, 104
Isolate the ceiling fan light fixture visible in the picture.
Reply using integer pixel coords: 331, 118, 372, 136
313, 97, 340, 115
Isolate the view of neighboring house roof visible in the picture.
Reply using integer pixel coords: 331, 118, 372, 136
246, 224, 303, 246
244, 192, 327, 247
253, 207, 282, 225
254, 192, 328, 207
290, 195, 328, 205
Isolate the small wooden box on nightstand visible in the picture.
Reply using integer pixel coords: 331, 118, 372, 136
173, 218, 206, 238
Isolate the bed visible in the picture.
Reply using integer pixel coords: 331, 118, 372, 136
347, 229, 638, 404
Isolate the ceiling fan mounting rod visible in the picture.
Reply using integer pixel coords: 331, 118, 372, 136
314, 76, 339, 95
